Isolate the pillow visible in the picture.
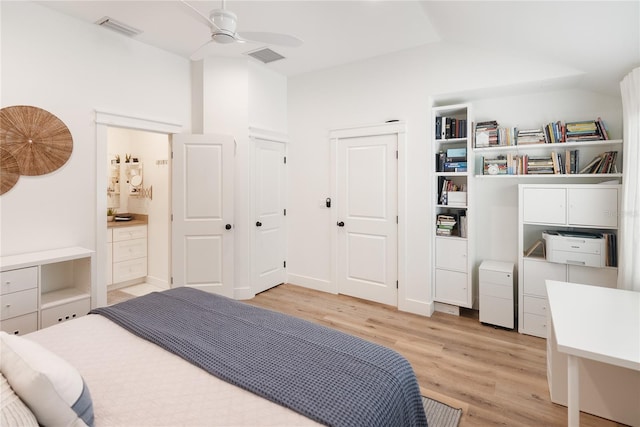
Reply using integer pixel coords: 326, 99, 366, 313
1, 371, 38, 427
0, 332, 94, 427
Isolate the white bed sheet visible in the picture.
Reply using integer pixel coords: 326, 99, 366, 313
26, 315, 320, 426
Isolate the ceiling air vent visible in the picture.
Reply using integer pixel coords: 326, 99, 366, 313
246, 48, 285, 64
95, 16, 142, 37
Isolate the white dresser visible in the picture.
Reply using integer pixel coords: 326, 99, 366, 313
0, 247, 94, 334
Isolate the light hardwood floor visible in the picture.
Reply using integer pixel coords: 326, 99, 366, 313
245, 284, 626, 427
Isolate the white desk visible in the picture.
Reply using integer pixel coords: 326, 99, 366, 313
546, 280, 640, 427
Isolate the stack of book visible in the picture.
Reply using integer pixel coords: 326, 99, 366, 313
526, 155, 554, 174
579, 151, 618, 174
444, 147, 467, 172
436, 214, 457, 236
474, 120, 499, 147
517, 128, 546, 145
565, 118, 609, 141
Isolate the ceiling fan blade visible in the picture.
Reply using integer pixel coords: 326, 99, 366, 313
237, 32, 303, 48
180, 0, 221, 31
189, 39, 216, 61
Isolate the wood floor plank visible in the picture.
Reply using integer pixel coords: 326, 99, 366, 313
246, 283, 627, 427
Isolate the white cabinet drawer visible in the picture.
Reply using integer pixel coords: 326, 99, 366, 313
522, 312, 547, 338
113, 258, 147, 283
435, 238, 467, 272
435, 269, 468, 305
1, 312, 38, 335
113, 225, 147, 242
1, 267, 37, 295
40, 298, 90, 329
107, 228, 113, 243
548, 251, 604, 268
113, 238, 147, 262
523, 295, 547, 316
480, 282, 512, 299
0, 288, 38, 320
479, 294, 514, 329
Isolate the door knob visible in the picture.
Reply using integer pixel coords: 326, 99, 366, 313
256, 221, 262, 227
337, 221, 345, 227
225, 224, 232, 230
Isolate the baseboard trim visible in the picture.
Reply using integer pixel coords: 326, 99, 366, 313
286, 274, 335, 294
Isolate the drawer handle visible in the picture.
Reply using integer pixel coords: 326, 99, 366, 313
5, 304, 10, 308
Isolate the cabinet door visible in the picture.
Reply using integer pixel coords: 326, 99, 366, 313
568, 265, 617, 288
523, 188, 566, 224
522, 258, 566, 297
435, 269, 468, 305
435, 238, 467, 272
568, 188, 618, 228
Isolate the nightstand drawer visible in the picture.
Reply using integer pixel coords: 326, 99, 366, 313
0, 312, 38, 335
113, 238, 147, 262
40, 298, 90, 329
1, 267, 37, 295
0, 288, 38, 320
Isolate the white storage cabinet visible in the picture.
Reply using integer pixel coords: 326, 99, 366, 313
518, 184, 619, 338
0, 247, 94, 333
479, 261, 515, 329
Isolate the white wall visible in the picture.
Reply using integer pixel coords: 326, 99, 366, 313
287, 41, 623, 315
192, 57, 288, 298
0, 2, 190, 259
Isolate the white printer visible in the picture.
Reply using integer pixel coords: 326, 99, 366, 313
542, 231, 606, 268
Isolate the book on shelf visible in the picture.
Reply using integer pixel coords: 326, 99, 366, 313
437, 177, 466, 205
578, 151, 618, 174
436, 211, 465, 237
565, 118, 609, 142
518, 128, 547, 145
474, 120, 498, 148
602, 232, 617, 267
436, 117, 467, 140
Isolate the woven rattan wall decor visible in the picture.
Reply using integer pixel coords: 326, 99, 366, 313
0, 105, 73, 195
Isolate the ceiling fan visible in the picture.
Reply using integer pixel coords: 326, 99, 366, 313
181, 0, 303, 58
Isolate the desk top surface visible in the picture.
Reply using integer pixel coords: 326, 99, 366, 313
546, 280, 640, 371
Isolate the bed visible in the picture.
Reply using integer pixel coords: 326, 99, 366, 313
1, 287, 428, 427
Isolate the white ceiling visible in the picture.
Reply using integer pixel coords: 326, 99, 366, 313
38, 1, 640, 95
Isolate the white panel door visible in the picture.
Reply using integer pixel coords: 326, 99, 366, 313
337, 133, 397, 306
172, 134, 234, 297
253, 139, 286, 294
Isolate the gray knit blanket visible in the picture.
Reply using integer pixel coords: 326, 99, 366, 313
90, 287, 428, 427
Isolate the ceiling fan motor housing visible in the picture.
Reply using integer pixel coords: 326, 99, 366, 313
210, 8, 237, 43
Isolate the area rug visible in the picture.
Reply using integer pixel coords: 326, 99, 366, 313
422, 396, 463, 427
